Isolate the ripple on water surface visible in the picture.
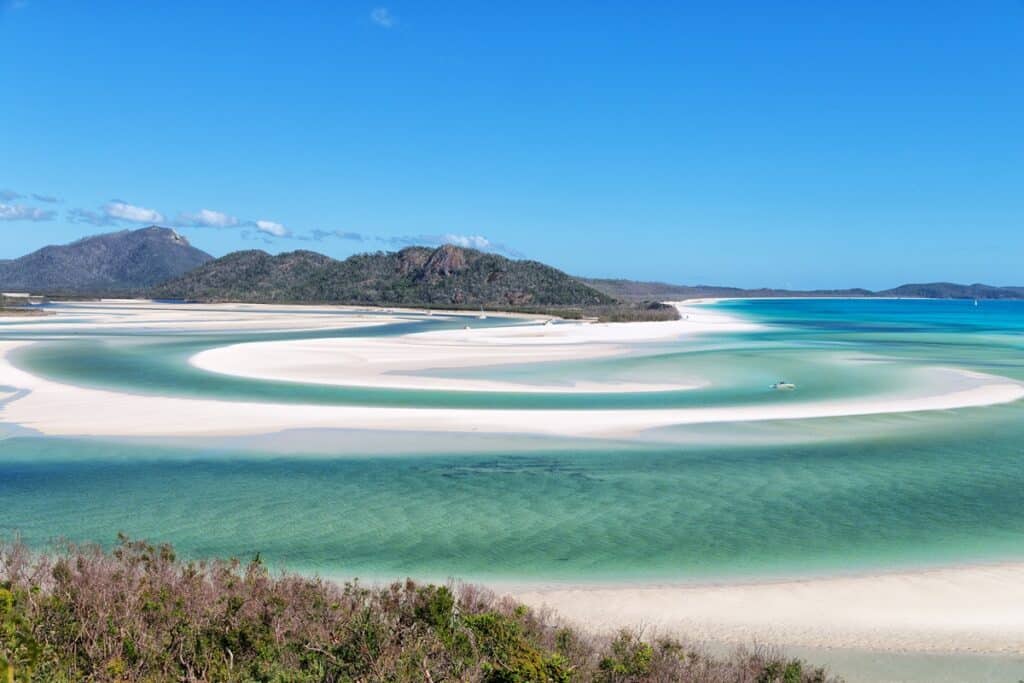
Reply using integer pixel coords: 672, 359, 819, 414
3, 298, 1024, 582
2, 409, 1024, 582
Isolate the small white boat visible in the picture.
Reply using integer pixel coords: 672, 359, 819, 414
770, 381, 796, 391
478, 308, 488, 319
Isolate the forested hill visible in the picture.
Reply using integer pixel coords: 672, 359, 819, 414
0, 227, 212, 294
154, 244, 617, 308
879, 282, 1024, 299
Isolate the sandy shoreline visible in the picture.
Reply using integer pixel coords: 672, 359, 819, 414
1, 340, 1021, 438
509, 561, 1024, 655
188, 302, 754, 394
1, 301, 1022, 438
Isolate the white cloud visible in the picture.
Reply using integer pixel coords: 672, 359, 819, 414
67, 208, 108, 225
370, 7, 395, 27
0, 189, 23, 201
441, 233, 493, 250
176, 208, 240, 229
383, 232, 521, 257
104, 201, 165, 224
30, 193, 60, 203
255, 219, 290, 237
0, 203, 56, 221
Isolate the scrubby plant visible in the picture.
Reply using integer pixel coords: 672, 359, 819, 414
0, 537, 840, 682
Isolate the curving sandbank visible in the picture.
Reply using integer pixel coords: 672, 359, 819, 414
510, 562, 1024, 655
188, 302, 753, 394
2, 300, 1023, 438
1, 337, 1022, 438
0, 299, 426, 332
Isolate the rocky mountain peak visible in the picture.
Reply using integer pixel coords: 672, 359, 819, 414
422, 244, 468, 279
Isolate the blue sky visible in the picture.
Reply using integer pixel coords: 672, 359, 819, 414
1, 1, 1022, 288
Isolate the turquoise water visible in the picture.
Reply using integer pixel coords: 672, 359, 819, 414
1, 299, 1024, 583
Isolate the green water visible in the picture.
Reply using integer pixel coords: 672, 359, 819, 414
2, 299, 1024, 583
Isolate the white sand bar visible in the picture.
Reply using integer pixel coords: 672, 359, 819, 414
1, 301, 1023, 437
1, 343, 1022, 439
188, 303, 754, 394
512, 563, 1024, 654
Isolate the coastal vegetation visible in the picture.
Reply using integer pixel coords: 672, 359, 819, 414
0, 536, 837, 682
153, 244, 616, 308
152, 243, 679, 321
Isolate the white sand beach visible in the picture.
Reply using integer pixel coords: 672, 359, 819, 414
1, 301, 1023, 438
189, 302, 754, 393
1, 343, 1021, 439
511, 562, 1024, 655
0, 299, 417, 332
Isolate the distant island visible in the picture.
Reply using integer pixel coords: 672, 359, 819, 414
3, 228, 1023, 322
581, 278, 1024, 302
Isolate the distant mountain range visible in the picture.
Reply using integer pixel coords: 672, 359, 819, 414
581, 278, 1024, 302
3, 228, 1023, 309
0, 227, 212, 294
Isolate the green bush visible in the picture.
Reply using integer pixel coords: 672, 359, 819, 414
0, 537, 841, 682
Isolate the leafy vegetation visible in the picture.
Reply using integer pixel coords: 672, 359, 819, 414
0, 537, 840, 682
153, 244, 616, 308
151, 244, 680, 321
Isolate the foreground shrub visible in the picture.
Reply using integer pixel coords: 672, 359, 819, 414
0, 536, 839, 682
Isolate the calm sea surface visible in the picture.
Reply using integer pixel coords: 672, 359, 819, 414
2, 298, 1023, 583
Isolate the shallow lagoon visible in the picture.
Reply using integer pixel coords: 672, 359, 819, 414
2, 299, 1023, 584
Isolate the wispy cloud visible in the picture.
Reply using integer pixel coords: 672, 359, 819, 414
254, 219, 290, 238
175, 208, 240, 229
0, 203, 56, 222
67, 208, 115, 226
370, 7, 396, 28
45, 189, 520, 257
240, 229, 275, 245
382, 233, 521, 257
310, 229, 365, 242
0, 188, 60, 203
